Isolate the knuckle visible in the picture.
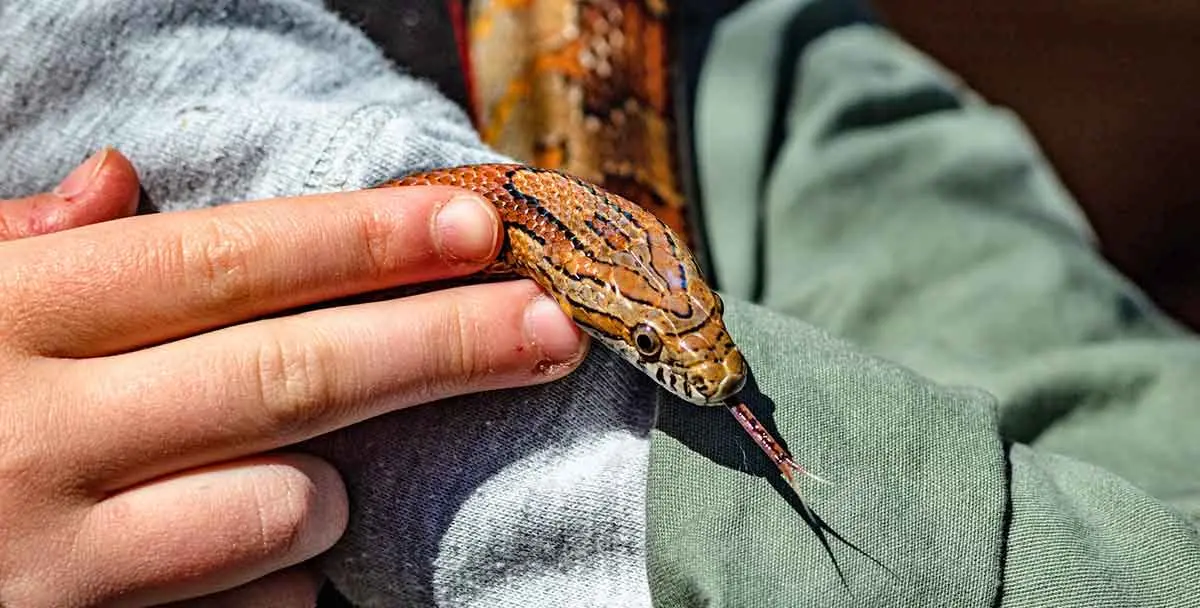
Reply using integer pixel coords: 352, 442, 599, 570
0, 209, 16, 240
0, 434, 50, 500
430, 296, 489, 389
350, 206, 400, 282
178, 217, 258, 305
0, 372, 62, 494
251, 328, 337, 433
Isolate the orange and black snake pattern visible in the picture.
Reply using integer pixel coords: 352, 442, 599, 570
463, 0, 690, 248
386, 163, 744, 405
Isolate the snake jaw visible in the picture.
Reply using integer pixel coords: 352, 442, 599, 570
714, 349, 748, 400
687, 347, 747, 405
582, 325, 739, 406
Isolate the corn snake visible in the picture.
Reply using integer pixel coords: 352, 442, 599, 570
387, 163, 742, 404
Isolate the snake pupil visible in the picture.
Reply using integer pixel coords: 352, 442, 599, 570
632, 324, 663, 360
636, 334, 654, 351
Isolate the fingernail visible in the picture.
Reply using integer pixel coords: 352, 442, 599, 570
524, 295, 584, 363
433, 194, 499, 263
54, 148, 110, 199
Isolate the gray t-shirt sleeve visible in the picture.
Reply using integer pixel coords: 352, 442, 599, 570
0, 0, 508, 208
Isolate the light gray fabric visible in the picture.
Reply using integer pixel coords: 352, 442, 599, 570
0, 0, 506, 202
0, 2, 654, 605
304, 348, 658, 607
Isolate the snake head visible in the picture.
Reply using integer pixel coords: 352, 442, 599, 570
493, 167, 747, 405
623, 291, 747, 405
579, 286, 748, 406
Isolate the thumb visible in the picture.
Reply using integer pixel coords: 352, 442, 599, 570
0, 148, 141, 241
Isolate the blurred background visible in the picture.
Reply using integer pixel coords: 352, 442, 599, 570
328, 0, 1200, 330
874, 1, 1200, 331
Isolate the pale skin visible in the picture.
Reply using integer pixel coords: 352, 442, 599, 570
0, 149, 589, 607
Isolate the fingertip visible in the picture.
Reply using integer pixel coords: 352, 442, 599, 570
271, 453, 350, 547
79, 454, 349, 605
26, 148, 143, 235
523, 294, 588, 370
77, 147, 142, 218
432, 193, 503, 264
221, 453, 350, 560
535, 332, 592, 382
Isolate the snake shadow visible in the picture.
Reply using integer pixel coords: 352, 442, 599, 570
656, 365, 895, 587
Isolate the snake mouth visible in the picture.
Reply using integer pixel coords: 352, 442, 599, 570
714, 372, 747, 401
695, 349, 747, 404
701, 371, 746, 404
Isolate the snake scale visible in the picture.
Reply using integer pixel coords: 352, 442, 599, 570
463, 0, 692, 246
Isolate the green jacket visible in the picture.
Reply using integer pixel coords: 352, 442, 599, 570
649, 1, 1200, 606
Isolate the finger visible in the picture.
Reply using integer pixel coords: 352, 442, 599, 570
160, 565, 324, 608
0, 148, 140, 240
71, 280, 586, 489
74, 454, 345, 607
0, 183, 502, 358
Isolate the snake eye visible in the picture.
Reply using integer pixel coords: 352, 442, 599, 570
632, 324, 663, 360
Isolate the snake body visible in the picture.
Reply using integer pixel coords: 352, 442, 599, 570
387, 163, 744, 405
464, 0, 692, 245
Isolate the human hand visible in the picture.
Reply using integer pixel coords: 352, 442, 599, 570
0, 149, 588, 606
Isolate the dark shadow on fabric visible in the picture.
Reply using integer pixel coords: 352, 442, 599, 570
657, 366, 895, 588
823, 87, 962, 139
656, 368, 782, 475
991, 439, 1014, 608
327, 0, 469, 109
750, 0, 877, 303
668, 0, 755, 287
135, 185, 159, 215
998, 372, 1153, 444
1115, 293, 1147, 327
317, 582, 354, 608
